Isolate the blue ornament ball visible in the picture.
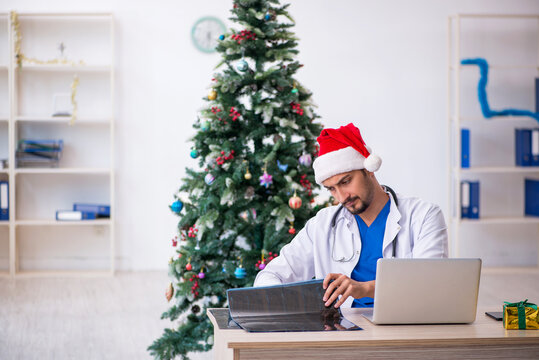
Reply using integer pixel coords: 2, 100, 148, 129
190, 149, 199, 159
171, 200, 183, 213
234, 266, 247, 279
205, 173, 216, 185
219, 34, 225, 40
236, 59, 248, 72
265, 13, 271, 21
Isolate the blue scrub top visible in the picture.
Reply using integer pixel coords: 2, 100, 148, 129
351, 199, 390, 308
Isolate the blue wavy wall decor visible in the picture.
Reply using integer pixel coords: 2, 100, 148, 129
460, 58, 539, 122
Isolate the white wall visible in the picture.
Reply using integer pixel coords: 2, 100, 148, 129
2, 0, 538, 270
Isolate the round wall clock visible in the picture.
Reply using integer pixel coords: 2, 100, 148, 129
191, 16, 226, 53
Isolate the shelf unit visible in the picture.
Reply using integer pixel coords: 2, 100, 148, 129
0, 13, 10, 276
448, 14, 539, 269
1, 12, 115, 277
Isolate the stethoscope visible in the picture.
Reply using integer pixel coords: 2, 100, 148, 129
330, 185, 399, 262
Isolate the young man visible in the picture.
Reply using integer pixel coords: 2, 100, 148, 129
254, 123, 448, 308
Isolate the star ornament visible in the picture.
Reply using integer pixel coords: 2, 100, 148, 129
259, 172, 273, 188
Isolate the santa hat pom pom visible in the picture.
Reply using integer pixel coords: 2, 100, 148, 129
364, 153, 382, 172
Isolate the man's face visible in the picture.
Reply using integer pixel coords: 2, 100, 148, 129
322, 170, 375, 215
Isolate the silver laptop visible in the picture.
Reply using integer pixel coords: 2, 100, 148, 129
362, 258, 481, 324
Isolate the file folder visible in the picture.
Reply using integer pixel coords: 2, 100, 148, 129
525, 179, 539, 217
461, 181, 479, 219
56, 210, 97, 221
532, 129, 539, 166
73, 203, 110, 217
0, 181, 8, 221
461, 181, 470, 218
515, 129, 532, 166
461, 128, 470, 168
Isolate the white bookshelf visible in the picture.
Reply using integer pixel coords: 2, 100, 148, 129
1, 12, 115, 277
448, 14, 539, 270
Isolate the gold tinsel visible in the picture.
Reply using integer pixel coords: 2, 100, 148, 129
11, 11, 82, 124
10, 11, 85, 67
70, 75, 79, 125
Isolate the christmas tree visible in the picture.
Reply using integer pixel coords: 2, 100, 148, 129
148, 0, 325, 358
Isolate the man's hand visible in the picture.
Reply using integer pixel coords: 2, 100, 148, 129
322, 273, 375, 308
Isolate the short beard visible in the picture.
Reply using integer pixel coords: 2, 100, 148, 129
345, 197, 370, 215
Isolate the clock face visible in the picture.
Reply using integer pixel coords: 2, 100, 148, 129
191, 16, 226, 53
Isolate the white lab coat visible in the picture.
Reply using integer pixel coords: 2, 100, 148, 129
254, 190, 448, 308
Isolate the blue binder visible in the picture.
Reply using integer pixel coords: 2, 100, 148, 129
536, 78, 539, 113
461, 128, 470, 168
73, 203, 110, 217
525, 179, 539, 217
532, 129, 539, 166
515, 129, 532, 166
0, 181, 8, 221
461, 181, 479, 219
468, 181, 480, 219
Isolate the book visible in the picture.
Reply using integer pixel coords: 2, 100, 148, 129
525, 179, 539, 217
461, 128, 470, 168
532, 129, 539, 166
461, 180, 479, 219
56, 210, 97, 221
0, 181, 8, 221
515, 129, 532, 166
73, 203, 110, 217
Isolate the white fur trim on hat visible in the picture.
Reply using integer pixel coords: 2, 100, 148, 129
313, 146, 366, 184
364, 154, 382, 173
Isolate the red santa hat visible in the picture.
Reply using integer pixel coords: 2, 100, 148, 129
312, 123, 382, 184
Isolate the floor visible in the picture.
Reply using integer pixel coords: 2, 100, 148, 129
1, 270, 538, 360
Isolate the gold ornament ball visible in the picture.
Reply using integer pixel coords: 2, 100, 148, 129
208, 89, 217, 100
288, 195, 302, 209
244, 171, 252, 180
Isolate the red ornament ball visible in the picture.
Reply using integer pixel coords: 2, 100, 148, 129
288, 195, 302, 209
289, 227, 296, 235
186, 263, 192, 271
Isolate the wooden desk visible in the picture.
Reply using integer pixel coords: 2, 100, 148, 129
207, 308, 539, 360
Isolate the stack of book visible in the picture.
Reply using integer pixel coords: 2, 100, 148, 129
56, 203, 111, 221
16, 139, 63, 168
